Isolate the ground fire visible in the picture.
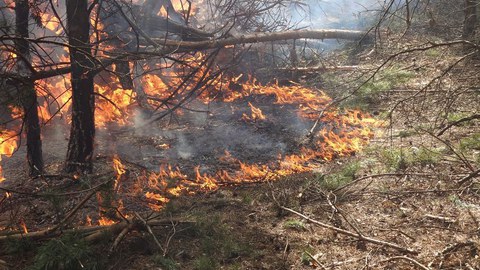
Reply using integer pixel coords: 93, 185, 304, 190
1, 68, 377, 215
1, 0, 479, 268
0, 0, 382, 266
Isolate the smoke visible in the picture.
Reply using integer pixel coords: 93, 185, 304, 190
115, 100, 311, 172
292, 0, 383, 30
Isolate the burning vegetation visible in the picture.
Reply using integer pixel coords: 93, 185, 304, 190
0, 0, 378, 238
4, 0, 480, 269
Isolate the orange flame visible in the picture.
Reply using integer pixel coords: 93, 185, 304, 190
113, 155, 126, 191
242, 102, 266, 122
19, 220, 28, 234
98, 216, 115, 226
145, 192, 170, 211
0, 130, 18, 182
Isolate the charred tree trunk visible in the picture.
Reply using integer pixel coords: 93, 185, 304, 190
65, 0, 95, 173
463, 0, 477, 39
14, 0, 43, 176
114, 61, 133, 90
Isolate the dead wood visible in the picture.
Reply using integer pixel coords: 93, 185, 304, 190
437, 114, 480, 136
109, 222, 136, 252
151, 29, 369, 50
381, 256, 430, 270
271, 65, 365, 73
0, 217, 190, 243
49, 190, 98, 232
280, 206, 418, 255
424, 214, 456, 224
135, 212, 164, 252
457, 168, 480, 185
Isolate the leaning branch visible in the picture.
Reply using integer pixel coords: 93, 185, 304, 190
152, 29, 369, 49
437, 114, 480, 136
1, 29, 368, 83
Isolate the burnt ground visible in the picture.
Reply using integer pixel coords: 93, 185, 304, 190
1, 33, 480, 269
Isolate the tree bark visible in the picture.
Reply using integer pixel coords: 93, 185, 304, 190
14, 0, 43, 176
65, 0, 95, 173
463, 0, 477, 39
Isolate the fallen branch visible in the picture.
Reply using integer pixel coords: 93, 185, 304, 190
280, 206, 418, 254
382, 256, 430, 270
457, 168, 480, 185
304, 251, 327, 270
135, 212, 164, 253
424, 214, 456, 224
109, 221, 136, 252
152, 29, 368, 50
271, 65, 366, 73
437, 114, 480, 136
50, 189, 98, 232
0, 217, 189, 243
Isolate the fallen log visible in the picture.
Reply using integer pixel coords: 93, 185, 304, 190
0, 217, 191, 243
0, 29, 370, 83
151, 29, 370, 50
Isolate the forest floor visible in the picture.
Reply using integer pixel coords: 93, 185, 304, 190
1, 31, 480, 270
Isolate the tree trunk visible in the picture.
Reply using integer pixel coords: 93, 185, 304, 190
463, 0, 477, 39
114, 60, 133, 90
14, 0, 43, 176
65, 0, 95, 173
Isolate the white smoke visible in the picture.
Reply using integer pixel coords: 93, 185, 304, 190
292, 0, 383, 30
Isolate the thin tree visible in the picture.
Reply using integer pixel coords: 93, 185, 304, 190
65, 0, 95, 173
463, 0, 477, 39
14, 0, 43, 176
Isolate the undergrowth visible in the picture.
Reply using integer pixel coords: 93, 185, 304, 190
158, 214, 253, 269
320, 161, 360, 190
30, 233, 104, 270
379, 146, 441, 171
341, 67, 414, 110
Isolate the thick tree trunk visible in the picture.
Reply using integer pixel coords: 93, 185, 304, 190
463, 0, 477, 39
65, 0, 95, 173
14, 0, 43, 176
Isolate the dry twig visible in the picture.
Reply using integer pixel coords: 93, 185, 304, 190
457, 169, 480, 185
382, 256, 431, 270
134, 212, 164, 253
